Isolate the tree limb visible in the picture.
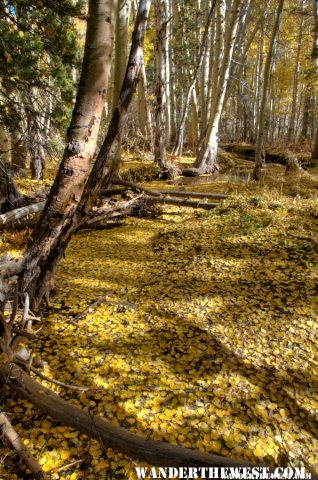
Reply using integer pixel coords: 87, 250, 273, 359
0, 363, 260, 469
0, 412, 49, 480
0, 202, 45, 226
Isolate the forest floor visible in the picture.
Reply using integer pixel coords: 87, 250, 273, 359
0, 154, 318, 479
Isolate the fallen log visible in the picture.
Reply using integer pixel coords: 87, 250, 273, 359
0, 363, 256, 469
112, 178, 161, 197
112, 179, 227, 202
0, 202, 45, 226
148, 196, 218, 210
84, 196, 143, 227
158, 190, 227, 199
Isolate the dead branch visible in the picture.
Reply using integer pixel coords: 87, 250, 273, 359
148, 196, 218, 210
28, 365, 102, 392
111, 179, 227, 203
81, 196, 143, 228
158, 190, 227, 199
0, 363, 258, 469
0, 412, 49, 480
71, 295, 137, 325
112, 178, 162, 197
0, 202, 45, 226
0, 255, 24, 279
73, 294, 113, 322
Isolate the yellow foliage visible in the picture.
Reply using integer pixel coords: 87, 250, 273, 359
1, 160, 318, 477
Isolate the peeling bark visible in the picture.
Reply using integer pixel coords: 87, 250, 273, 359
18, 0, 115, 307
19, 0, 150, 308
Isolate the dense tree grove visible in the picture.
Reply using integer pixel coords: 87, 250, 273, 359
1, 0, 318, 180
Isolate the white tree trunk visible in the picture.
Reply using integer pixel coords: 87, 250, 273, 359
196, 0, 242, 174
253, 0, 285, 180
154, 0, 168, 168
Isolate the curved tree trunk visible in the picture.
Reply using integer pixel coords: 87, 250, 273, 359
19, 0, 150, 309
18, 0, 115, 306
0, 362, 256, 470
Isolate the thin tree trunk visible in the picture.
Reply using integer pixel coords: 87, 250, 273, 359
164, 0, 171, 144
19, 0, 151, 308
137, 53, 154, 151
0, 161, 22, 214
113, 0, 131, 164
196, 0, 242, 174
28, 119, 46, 180
312, 128, 318, 160
173, 0, 216, 157
18, 0, 115, 306
288, 0, 304, 142
154, 0, 168, 168
11, 132, 27, 177
253, 0, 285, 180
311, 0, 318, 157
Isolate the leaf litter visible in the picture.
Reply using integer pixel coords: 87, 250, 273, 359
1, 165, 318, 479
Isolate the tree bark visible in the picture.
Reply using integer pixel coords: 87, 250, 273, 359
138, 52, 154, 151
154, 0, 168, 169
288, 0, 304, 142
27, 113, 46, 180
0, 202, 45, 226
113, 0, 132, 165
0, 124, 10, 166
195, 0, 242, 174
0, 363, 256, 470
0, 161, 22, 214
18, 0, 115, 307
173, 0, 216, 158
253, 0, 285, 180
11, 131, 27, 177
19, 0, 151, 309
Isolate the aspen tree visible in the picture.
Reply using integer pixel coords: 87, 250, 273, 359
19, 0, 115, 306
196, 0, 243, 174
253, 0, 285, 180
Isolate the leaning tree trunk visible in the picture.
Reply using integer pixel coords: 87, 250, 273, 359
195, 0, 242, 174
19, 0, 151, 309
253, 0, 285, 180
18, 0, 115, 307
